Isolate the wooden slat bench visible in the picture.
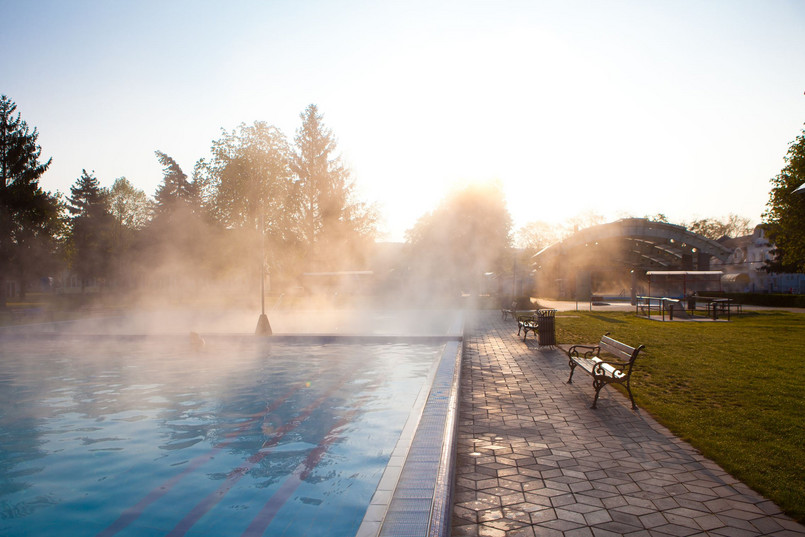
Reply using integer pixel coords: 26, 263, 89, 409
566, 334, 645, 409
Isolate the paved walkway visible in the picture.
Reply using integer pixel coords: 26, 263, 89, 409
451, 310, 805, 537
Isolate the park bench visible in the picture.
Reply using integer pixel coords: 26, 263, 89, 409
501, 301, 517, 320
516, 309, 557, 346
566, 334, 644, 409
517, 314, 538, 340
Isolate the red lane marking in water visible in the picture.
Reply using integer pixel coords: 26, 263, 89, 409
95, 384, 302, 537
240, 410, 359, 537
165, 375, 353, 537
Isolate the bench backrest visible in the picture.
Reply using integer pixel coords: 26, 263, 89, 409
599, 335, 643, 364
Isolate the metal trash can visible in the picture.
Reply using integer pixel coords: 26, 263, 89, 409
536, 309, 557, 346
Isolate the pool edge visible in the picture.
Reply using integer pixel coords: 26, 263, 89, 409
357, 313, 464, 537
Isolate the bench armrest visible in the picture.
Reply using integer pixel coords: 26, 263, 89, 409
591, 357, 629, 376
567, 344, 600, 359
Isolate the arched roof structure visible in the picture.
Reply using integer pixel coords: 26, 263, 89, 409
533, 218, 732, 270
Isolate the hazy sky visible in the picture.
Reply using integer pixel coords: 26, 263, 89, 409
3, 0, 804, 241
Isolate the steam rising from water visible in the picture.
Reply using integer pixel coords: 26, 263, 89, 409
2, 309, 461, 337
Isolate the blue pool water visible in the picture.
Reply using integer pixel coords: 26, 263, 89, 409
0, 336, 446, 537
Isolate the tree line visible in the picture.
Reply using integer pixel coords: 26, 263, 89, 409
3, 91, 803, 308
1, 96, 378, 306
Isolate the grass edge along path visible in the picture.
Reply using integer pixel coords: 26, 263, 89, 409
555, 310, 805, 523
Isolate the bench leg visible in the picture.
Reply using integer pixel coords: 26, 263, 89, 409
591, 379, 604, 409
567, 361, 577, 384
625, 379, 637, 410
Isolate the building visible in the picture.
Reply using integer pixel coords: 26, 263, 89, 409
531, 218, 733, 300
712, 225, 805, 294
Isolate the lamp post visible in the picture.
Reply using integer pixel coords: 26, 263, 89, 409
512, 251, 517, 304
255, 211, 272, 335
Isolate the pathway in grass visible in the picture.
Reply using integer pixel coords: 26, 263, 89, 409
451, 310, 805, 536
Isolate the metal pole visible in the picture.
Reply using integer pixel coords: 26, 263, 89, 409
256, 210, 272, 335
261, 257, 265, 315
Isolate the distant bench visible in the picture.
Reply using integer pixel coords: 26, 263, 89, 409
517, 314, 538, 340
566, 334, 644, 409
697, 297, 742, 319
516, 309, 557, 346
501, 301, 517, 320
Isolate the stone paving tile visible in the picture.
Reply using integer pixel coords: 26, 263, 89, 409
450, 311, 805, 536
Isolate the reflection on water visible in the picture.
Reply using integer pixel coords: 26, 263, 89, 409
0, 337, 441, 537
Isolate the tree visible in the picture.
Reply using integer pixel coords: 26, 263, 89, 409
200, 122, 295, 233
566, 212, 605, 234
515, 221, 564, 251
763, 125, 805, 273
685, 214, 752, 241
107, 177, 153, 232
66, 169, 114, 291
153, 151, 200, 221
292, 104, 377, 270
0, 95, 62, 305
144, 152, 209, 279
107, 177, 153, 287
195, 121, 299, 287
406, 181, 512, 300
645, 213, 670, 223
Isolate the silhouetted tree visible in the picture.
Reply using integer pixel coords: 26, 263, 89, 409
685, 214, 752, 241
153, 151, 200, 221
763, 124, 805, 273
141, 152, 209, 284
406, 181, 512, 300
0, 95, 62, 305
66, 169, 114, 291
292, 104, 377, 271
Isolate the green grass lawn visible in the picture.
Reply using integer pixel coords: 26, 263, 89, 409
555, 310, 805, 523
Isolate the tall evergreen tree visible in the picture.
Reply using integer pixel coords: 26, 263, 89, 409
142, 151, 213, 290
66, 169, 113, 291
154, 151, 199, 221
291, 104, 376, 270
0, 95, 61, 305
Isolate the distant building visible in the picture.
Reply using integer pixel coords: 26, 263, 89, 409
712, 226, 805, 294
531, 218, 733, 300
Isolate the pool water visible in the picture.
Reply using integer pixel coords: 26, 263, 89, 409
0, 337, 445, 537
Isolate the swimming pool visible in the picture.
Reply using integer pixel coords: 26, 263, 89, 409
0, 332, 457, 537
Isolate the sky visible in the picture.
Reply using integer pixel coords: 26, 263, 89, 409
2, 0, 804, 242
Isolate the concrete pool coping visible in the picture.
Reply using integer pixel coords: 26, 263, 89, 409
356, 316, 464, 537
